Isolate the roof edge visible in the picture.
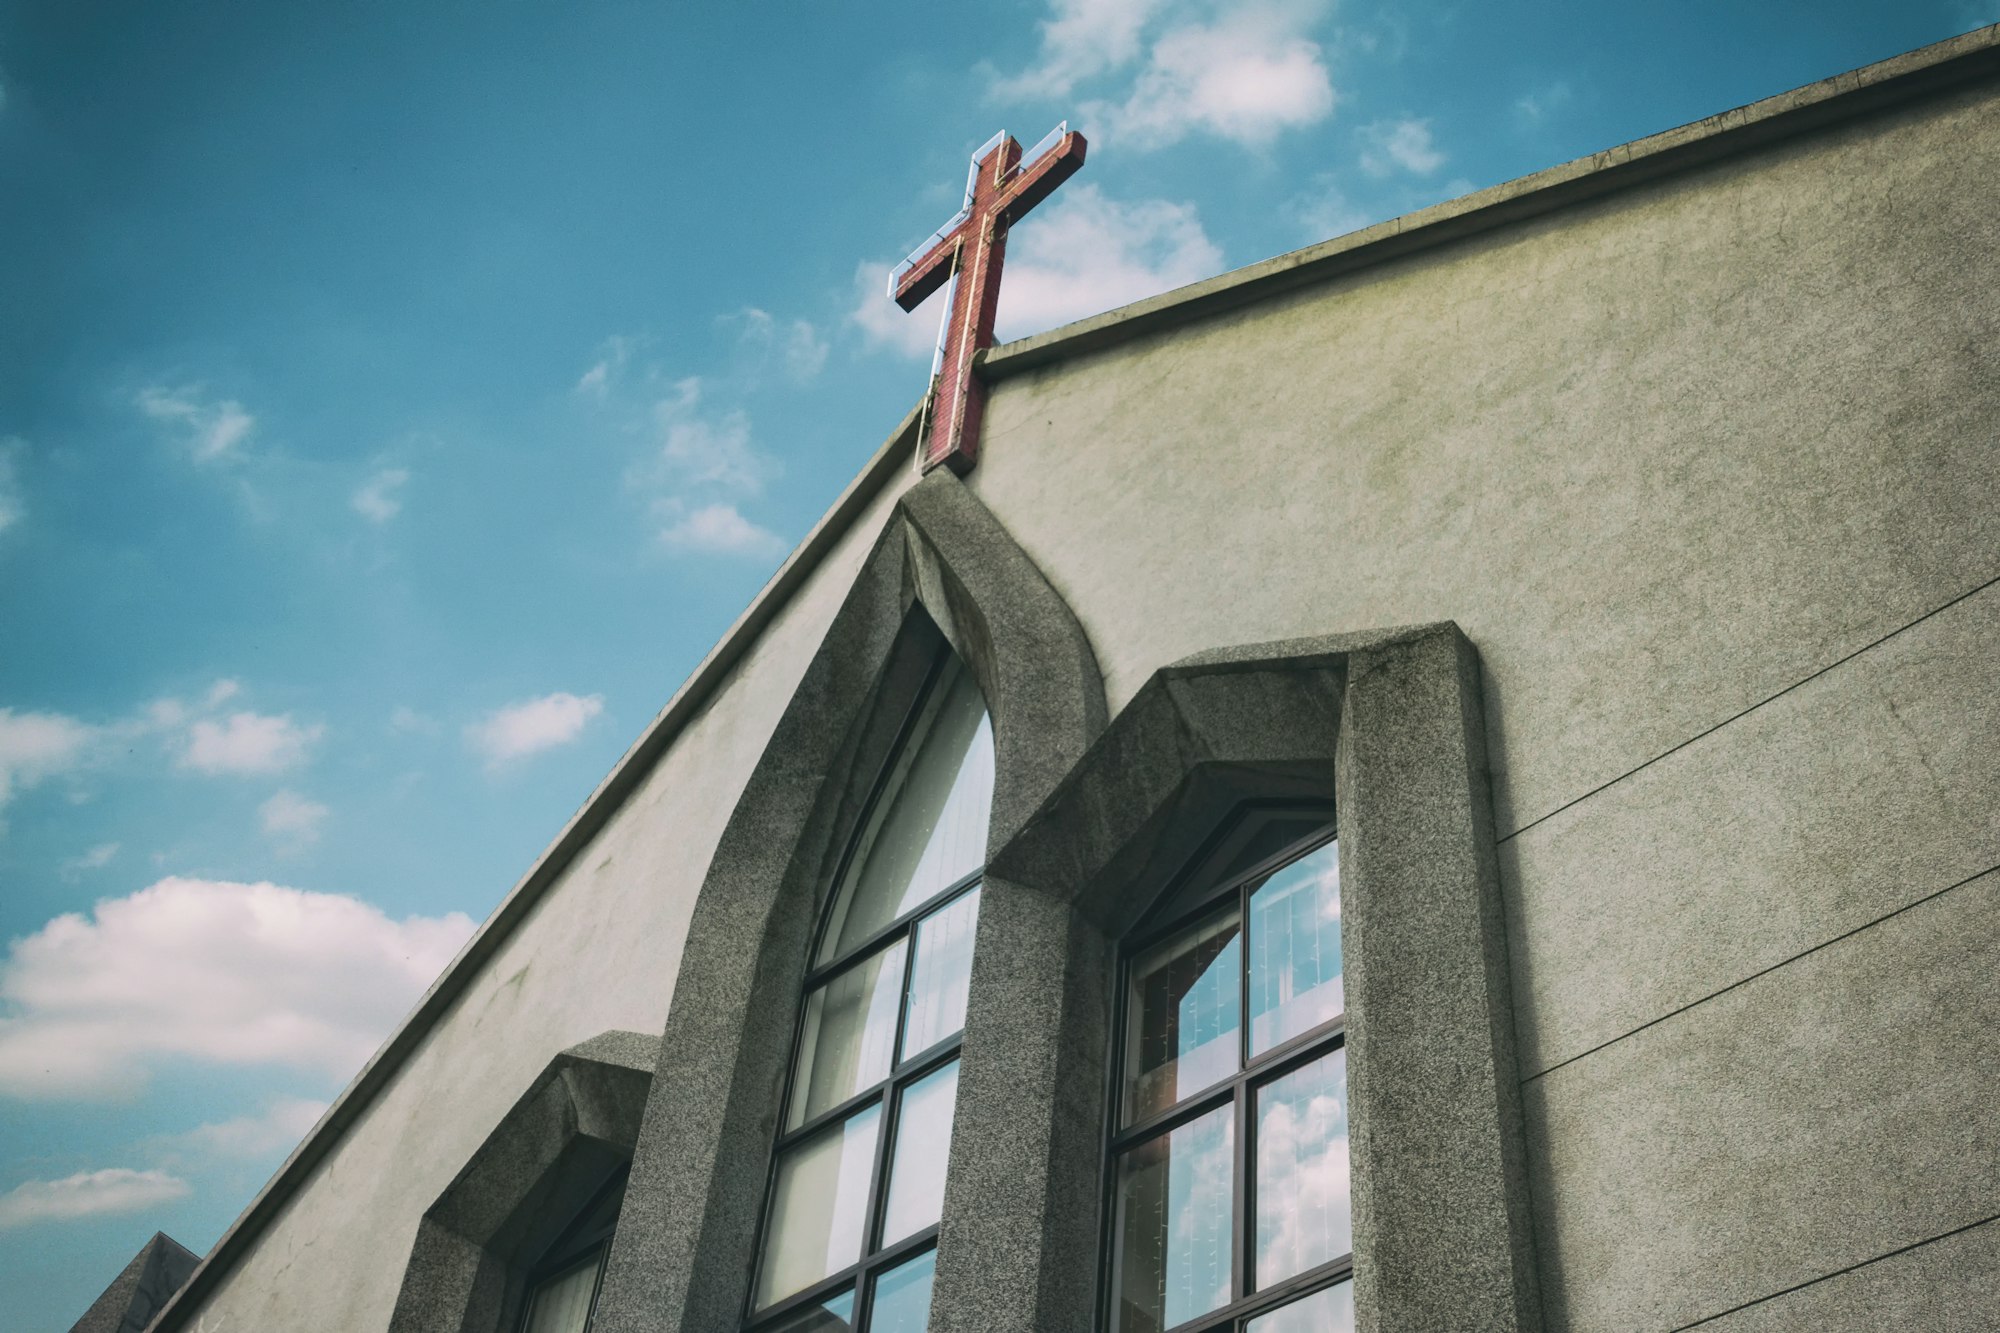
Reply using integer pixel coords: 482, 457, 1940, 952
146, 401, 922, 1332
981, 22, 2000, 380
143, 22, 2000, 1328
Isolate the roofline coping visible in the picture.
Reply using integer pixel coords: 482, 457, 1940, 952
145, 23, 2000, 1327
980, 22, 2000, 380
147, 402, 922, 1331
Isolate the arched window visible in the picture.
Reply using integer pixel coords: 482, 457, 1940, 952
1106, 807, 1353, 1333
745, 653, 994, 1332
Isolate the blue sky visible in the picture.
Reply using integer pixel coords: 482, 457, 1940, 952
0, 0, 1991, 1324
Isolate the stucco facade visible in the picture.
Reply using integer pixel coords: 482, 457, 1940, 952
86, 25, 2000, 1333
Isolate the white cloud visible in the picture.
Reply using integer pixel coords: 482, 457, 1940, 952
1514, 81, 1572, 126
851, 263, 949, 360
575, 335, 637, 400
727, 308, 829, 382
1958, 0, 2000, 28
203, 679, 241, 709
992, 0, 1169, 100
1359, 116, 1445, 177
653, 383, 778, 496
60, 843, 121, 880
660, 411, 770, 493
853, 185, 1225, 353
610, 371, 785, 556
783, 319, 829, 380
0, 877, 474, 1099
1092, 3, 1335, 149
1287, 177, 1374, 241
163, 1096, 328, 1162
657, 501, 788, 558
0, 709, 98, 813
147, 698, 189, 730
1254, 1058, 1351, 1279
467, 692, 604, 768
996, 184, 1226, 337
0, 437, 25, 536
352, 467, 410, 524
994, 1, 1337, 150
0, 1168, 190, 1228
137, 385, 255, 463
388, 705, 439, 736
181, 711, 322, 776
259, 790, 329, 848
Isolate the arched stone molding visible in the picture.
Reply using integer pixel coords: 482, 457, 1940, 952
386, 1030, 655, 1333
590, 470, 1106, 1333
930, 624, 1544, 1333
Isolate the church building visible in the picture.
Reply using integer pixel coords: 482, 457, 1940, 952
73, 24, 2000, 1333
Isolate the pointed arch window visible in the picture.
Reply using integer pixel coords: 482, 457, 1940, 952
746, 653, 994, 1332
1106, 807, 1354, 1333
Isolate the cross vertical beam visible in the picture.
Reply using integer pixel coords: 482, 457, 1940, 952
891, 125, 1087, 475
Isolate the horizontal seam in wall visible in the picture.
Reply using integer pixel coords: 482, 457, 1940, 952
1522, 858, 2000, 1083
1497, 570, 2000, 845
1668, 1209, 2000, 1330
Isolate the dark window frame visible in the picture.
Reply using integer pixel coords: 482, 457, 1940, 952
516, 1166, 630, 1333
1101, 803, 1352, 1333
743, 652, 985, 1332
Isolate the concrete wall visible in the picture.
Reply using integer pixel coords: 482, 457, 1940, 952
173, 473, 914, 1332
965, 72, 2000, 1331
178, 51, 2000, 1333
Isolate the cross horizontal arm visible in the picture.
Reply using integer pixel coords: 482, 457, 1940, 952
893, 229, 964, 311
996, 130, 1087, 228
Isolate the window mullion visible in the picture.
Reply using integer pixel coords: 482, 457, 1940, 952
1236, 879, 1253, 1306
1103, 817, 1345, 1333
1232, 1078, 1250, 1306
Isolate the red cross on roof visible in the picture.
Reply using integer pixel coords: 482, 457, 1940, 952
890, 124, 1087, 476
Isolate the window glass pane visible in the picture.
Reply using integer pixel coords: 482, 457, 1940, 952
901, 888, 979, 1059
866, 1248, 937, 1333
1254, 1047, 1350, 1289
1248, 839, 1342, 1056
819, 662, 993, 964
1245, 1280, 1355, 1333
756, 1106, 882, 1309
760, 1288, 856, 1332
520, 1251, 601, 1333
1150, 813, 1329, 930
1112, 1103, 1233, 1333
1124, 910, 1241, 1125
880, 1059, 959, 1247
790, 942, 908, 1130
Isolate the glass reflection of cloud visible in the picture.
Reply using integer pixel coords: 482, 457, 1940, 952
1256, 1053, 1351, 1287
1163, 1110, 1234, 1327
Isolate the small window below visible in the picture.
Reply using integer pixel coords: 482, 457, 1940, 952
1106, 808, 1352, 1333
520, 1169, 627, 1333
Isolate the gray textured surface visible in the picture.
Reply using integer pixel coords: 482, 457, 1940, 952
930, 878, 1111, 1332
1339, 630, 1541, 1333
982, 27, 2000, 381
386, 1032, 654, 1333
973, 624, 1540, 1333
1505, 578, 2000, 1074
148, 414, 922, 1333
136, 32, 2000, 1333
970, 67, 2000, 840
592, 470, 1104, 1333
1526, 867, 2000, 1332
159, 466, 920, 1333
68, 1231, 198, 1333
1691, 1216, 2000, 1332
